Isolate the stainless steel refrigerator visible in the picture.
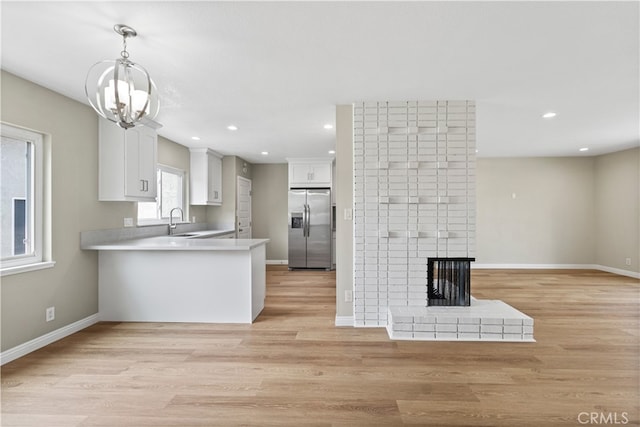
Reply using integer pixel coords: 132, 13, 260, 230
288, 189, 331, 269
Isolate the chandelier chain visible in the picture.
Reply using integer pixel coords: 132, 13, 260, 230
120, 35, 129, 59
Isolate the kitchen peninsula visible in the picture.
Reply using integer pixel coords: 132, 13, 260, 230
82, 235, 269, 324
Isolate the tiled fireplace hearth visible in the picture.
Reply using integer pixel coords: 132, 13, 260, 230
387, 299, 535, 342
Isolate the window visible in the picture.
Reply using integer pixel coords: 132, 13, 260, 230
1, 123, 51, 275
137, 165, 186, 224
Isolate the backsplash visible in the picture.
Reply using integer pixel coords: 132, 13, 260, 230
80, 222, 224, 247
352, 100, 476, 327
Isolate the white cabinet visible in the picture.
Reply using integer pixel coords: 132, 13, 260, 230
99, 117, 160, 202
190, 148, 223, 206
287, 159, 333, 188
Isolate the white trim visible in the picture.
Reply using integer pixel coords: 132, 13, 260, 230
594, 264, 640, 279
237, 176, 252, 238
1, 124, 45, 270
266, 260, 288, 265
1, 260, 55, 277
472, 263, 596, 270
472, 263, 639, 279
0, 313, 99, 365
335, 315, 354, 327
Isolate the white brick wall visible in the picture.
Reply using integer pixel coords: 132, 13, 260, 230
353, 100, 476, 327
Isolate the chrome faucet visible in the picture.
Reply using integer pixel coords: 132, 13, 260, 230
168, 207, 184, 235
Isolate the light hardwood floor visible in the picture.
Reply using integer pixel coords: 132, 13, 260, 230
2, 268, 639, 426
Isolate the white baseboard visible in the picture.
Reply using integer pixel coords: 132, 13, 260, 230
1, 313, 100, 366
335, 315, 354, 327
594, 264, 640, 279
472, 263, 596, 270
266, 259, 288, 265
472, 263, 639, 279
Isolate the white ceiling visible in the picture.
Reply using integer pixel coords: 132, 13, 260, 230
1, 1, 638, 164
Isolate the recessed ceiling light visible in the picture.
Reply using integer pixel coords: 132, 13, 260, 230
579, 147, 589, 152
191, 136, 201, 141
261, 151, 269, 155
328, 150, 336, 154
542, 112, 557, 119
227, 125, 238, 131
323, 124, 334, 130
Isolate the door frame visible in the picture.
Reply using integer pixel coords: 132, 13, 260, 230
236, 176, 252, 238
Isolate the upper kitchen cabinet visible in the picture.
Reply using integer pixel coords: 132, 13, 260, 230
98, 117, 161, 202
190, 148, 223, 205
287, 158, 333, 188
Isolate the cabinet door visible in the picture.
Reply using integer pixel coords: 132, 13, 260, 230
124, 126, 156, 200
209, 154, 222, 204
124, 128, 143, 198
309, 163, 331, 185
289, 163, 312, 186
138, 127, 157, 198
189, 149, 222, 206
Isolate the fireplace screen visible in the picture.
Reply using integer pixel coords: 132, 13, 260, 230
427, 258, 475, 306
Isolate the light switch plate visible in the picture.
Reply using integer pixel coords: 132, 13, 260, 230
123, 217, 134, 227
344, 208, 353, 220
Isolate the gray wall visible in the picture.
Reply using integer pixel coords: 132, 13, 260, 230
1, 71, 204, 352
1, 71, 132, 351
595, 148, 639, 272
252, 164, 288, 261
476, 157, 597, 265
335, 105, 354, 318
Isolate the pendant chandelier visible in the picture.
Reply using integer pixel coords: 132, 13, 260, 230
85, 24, 159, 129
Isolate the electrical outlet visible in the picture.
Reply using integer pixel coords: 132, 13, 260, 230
344, 290, 353, 302
45, 306, 55, 322
123, 217, 134, 227
625, 258, 632, 266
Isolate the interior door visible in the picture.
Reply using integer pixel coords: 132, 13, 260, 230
306, 189, 331, 268
236, 176, 252, 238
288, 190, 307, 268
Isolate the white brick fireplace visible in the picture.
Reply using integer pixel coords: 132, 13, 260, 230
351, 100, 534, 341
352, 100, 476, 327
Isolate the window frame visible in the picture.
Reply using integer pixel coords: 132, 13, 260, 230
137, 164, 187, 226
1, 123, 52, 276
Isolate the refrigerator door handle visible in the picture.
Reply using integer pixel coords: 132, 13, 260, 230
302, 204, 307, 237
304, 204, 310, 237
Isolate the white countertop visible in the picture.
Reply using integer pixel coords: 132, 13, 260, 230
82, 231, 269, 251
